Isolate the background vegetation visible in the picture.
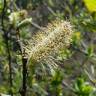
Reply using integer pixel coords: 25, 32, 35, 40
0, 0, 96, 96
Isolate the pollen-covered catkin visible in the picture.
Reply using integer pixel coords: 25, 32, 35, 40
25, 20, 73, 62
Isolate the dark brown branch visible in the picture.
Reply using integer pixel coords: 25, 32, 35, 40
22, 56, 27, 96
16, 29, 27, 96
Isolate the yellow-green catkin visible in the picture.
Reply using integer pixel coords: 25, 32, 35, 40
25, 20, 73, 63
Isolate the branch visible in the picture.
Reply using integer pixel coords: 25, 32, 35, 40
16, 29, 28, 96
1, 0, 13, 96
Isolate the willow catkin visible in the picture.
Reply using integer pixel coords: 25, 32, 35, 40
25, 20, 73, 63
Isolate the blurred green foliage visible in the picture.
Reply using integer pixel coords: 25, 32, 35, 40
0, 0, 96, 96
73, 78, 95, 96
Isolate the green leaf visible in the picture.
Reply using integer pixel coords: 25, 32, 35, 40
86, 45, 94, 57
17, 18, 32, 28
84, 0, 96, 12
0, 0, 3, 13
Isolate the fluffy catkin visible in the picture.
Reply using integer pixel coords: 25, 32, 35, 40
25, 20, 73, 62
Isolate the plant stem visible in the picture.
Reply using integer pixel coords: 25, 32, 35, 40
1, 0, 13, 96
16, 29, 27, 96
22, 57, 27, 96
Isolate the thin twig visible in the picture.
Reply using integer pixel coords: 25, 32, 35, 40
62, 81, 77, 95
31, 22, 44, 31
84, 68, 96, 86
1, 0, 13, 96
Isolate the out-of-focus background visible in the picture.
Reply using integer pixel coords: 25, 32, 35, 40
0, 0, 96, 96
